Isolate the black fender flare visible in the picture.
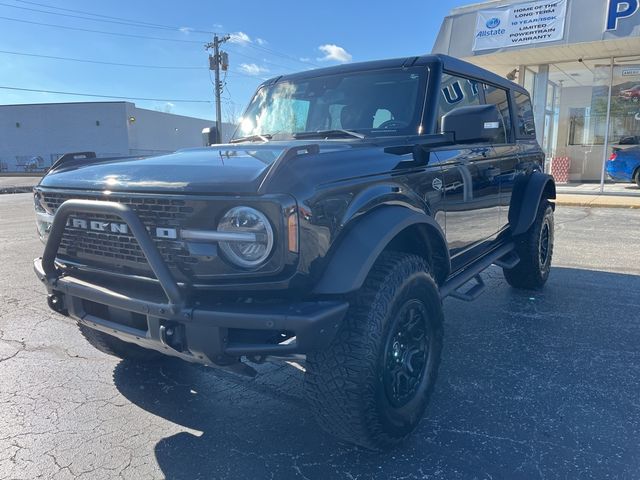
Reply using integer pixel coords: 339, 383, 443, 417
312, 206, 450, 295
509, 172, 556, 236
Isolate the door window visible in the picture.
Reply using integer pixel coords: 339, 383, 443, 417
437, 73, 481, 131
514, 91, 536, 138
483, 84, 512, 144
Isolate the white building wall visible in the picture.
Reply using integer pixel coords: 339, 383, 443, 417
0, 102, 235, 172
124, 103, 215, 156
0, 102, 129, 171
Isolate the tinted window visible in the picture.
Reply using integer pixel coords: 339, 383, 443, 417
437, 73, 481, 131
483, 84, 512, 143
514, 91, 536, 137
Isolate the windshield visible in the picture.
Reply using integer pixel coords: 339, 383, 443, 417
234, 67, 427, 140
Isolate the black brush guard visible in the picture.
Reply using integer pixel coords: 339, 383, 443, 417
34, 199, 348, 365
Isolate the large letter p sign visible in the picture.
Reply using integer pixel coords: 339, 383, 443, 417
607, 0, 639, 30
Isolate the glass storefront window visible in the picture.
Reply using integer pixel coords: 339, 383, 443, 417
608, 58, 640, 145
521, 57, 640, 192
537, 59, 612, 183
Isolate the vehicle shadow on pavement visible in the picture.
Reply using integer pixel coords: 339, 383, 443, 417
113, 266, 640, 480
112, 358, 369, 479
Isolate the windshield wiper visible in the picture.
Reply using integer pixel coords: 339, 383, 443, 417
293, 129, 365, 140
229, 134, 272, 144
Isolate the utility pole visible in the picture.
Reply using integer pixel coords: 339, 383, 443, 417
205, 34, 230, 144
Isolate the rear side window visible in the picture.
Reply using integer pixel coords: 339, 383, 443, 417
514, 91, 536, 138
437, 73, 481, 131
483, 84, 512, 144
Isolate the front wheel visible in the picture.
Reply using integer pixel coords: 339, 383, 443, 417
634, 168, 640, 188
504, 199, 554, 289
305, 252, 443, 450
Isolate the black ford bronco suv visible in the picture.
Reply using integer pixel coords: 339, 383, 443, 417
33, 54, 555, 450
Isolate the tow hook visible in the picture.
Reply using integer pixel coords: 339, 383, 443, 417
159, 323, 186, 352
47, 293, 68, 315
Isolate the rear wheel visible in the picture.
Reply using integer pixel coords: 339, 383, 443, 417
305, 252, 443, 450
504, 199, 554, 289
78, 324, 162, 361
634, 168, 640, 188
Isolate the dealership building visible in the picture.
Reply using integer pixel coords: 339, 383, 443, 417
0, 102, 235, 173
433, 0, 640, 188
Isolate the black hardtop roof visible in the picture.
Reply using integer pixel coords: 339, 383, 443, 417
265, 54, 528, 96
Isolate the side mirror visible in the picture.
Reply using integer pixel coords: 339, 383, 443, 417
441, 104, 503, 144
202, 126, 219, 146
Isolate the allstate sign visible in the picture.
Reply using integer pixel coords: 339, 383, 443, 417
473, 0, 567, 52
607, 0, 639, 30
475, 11, 508, 44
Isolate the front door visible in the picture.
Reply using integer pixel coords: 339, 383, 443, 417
434, 146, 501, 263
434, 73, 501, 268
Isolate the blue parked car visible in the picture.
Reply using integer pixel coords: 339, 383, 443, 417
607, 141, 640, 187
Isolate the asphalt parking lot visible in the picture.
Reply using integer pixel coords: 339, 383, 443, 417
1, 192, 639, 479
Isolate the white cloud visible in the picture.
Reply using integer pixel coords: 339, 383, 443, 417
256, 37, 267, 45
239, 63, 269, 75
179, 27, 193, 34
299, 57, 311, 62
317, 44, 352, 63
230, 31, 251, 44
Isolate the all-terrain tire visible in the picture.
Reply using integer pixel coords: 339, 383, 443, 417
504, 198, 554, 289
78, 324, 162, 361
305, 251, 444, 450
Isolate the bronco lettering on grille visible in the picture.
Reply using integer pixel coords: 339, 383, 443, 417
67, 217, 178, 238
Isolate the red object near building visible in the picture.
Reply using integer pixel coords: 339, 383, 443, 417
551, 156, 571, 184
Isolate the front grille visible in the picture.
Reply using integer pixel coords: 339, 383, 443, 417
41, 192, 199, 280
42, 193, 193, 226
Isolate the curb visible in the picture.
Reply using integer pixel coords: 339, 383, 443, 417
556, 194, 640, 209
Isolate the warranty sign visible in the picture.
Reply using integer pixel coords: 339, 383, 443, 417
473, 0, 567, 51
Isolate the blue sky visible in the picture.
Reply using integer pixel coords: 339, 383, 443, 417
0, 0, 471, 121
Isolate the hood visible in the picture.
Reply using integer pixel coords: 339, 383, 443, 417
39, 142, 351, 194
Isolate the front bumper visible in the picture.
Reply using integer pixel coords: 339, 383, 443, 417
34, 199, 347, 365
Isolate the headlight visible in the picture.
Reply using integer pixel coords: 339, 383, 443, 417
217, 206, 274, 268
34, 193, 54, 244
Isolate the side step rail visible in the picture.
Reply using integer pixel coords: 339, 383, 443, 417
449, 274, 485, 302
493, 250, 520, 269
439, 243, 518, 301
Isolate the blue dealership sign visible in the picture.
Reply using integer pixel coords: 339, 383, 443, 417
607, 0, 639, 30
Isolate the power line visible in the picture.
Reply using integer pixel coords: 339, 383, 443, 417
0, 1, 214, 34
0, 85, 214, 103
0, 48, 273, 81
0, 49, 207, 69
11, 0, 217, 33
0, 9, 319, 85
0, 15, 204, 43
0, 15, 308, 72
3, 0, 321, 69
